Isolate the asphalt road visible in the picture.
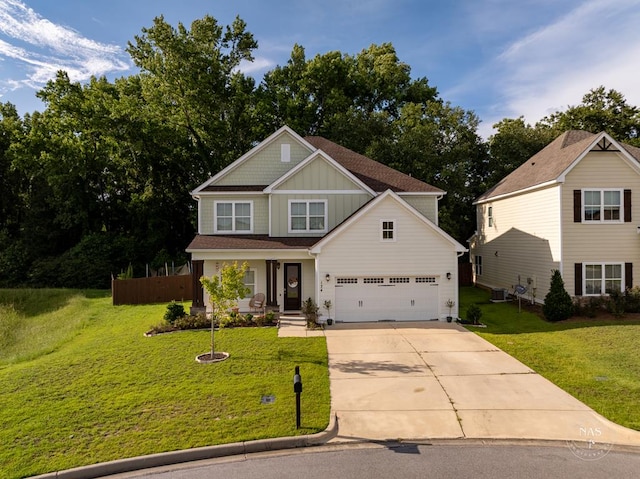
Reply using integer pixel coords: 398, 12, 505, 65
110, 442, 640, 479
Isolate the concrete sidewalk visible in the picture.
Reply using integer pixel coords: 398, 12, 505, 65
279, 319, 640, 447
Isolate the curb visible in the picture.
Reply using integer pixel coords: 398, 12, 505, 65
31, 414, 338, 479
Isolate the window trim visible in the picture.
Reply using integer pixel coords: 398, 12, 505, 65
583, 262, 624, 296
288, 199, 328, 233
214, 200, 254, 233
474, 255, 483, 276
380, 219, 396, 242
488, 206, 493, 227
581, 189, 624, 223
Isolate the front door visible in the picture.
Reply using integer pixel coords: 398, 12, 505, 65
284, 263, 302, 311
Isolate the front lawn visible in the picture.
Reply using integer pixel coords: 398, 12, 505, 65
0, 290, 330, 479
460, 286, 640, 431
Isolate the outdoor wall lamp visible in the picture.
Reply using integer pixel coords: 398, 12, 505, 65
276, 262, 281, 269
325, 273, 331, 282
446, 272, 451, 280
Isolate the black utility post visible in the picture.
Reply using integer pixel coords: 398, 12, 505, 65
293, 365, 302, 429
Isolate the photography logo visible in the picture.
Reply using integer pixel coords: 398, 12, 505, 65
567, 427, 613, 461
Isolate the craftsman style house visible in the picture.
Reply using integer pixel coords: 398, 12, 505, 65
470, 131, 640, 302
188, 126, 466, 322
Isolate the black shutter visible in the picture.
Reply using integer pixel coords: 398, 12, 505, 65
625, 263, 633, 290
624, 189, 632, 222
574, 190, 581, 222
574, 263, 583, 296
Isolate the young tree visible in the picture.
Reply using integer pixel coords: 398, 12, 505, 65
543, 270, 574, 322
200, 261, 251, 359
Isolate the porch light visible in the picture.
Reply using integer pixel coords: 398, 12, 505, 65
325, 273, 331, 282
446, 272, 451, 280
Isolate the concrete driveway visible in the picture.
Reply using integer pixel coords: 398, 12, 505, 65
320, 321, 640, 447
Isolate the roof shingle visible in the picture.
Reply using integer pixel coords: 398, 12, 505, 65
187, 235, 320, 250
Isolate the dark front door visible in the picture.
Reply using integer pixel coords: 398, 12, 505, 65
284, 263, 302, 311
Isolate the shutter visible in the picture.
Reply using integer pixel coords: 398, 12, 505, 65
573, 190, 581, 222
574, 263, 583, 296
624, 189, 632, 222
625, 263, 633, 290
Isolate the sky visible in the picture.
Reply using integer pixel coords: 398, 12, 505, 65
0, 0, 639, 137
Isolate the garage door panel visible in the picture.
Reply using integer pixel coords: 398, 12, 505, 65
335, 277, 439, 322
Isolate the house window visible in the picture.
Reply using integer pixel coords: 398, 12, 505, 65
381, 220, 395, 241
488, 206, 493, 227
215, 201, 252, 233
243, 269, 255, 298
584, 263, 622, 295
474, 255, 483, 276
583, 189, 622, 222
289, 200, 327, 233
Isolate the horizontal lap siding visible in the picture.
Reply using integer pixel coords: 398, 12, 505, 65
561, 151, 640, 291
317, 196, 459, 318
472, 185, 561, 300
199, 196, 269, 234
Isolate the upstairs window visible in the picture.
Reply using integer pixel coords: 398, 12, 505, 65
381, 220, 395, 241
289, 200, 327, 233
583, 189, 621, 222
488, 206, 493, 227
215, 201, 252, 233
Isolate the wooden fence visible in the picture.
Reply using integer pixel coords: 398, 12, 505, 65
458, 262, 473, 286
112, 275, 193, 305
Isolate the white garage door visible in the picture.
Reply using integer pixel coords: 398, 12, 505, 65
334, 276, 439, 322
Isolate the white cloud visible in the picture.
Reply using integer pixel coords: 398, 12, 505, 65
0, 0, 130, 93
459, 0, 640, 137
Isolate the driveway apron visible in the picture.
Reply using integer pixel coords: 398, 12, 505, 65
323, 322, 640, 446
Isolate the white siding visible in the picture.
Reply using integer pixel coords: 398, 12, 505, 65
315, 195, 460, 319
472, 184, 561, 301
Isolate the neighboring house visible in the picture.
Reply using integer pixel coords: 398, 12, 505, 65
187, 126, 466, 322
470, 130, 640, 303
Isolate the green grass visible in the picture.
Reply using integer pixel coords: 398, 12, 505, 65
0, 290, 330, 479
460, 286, 640, 431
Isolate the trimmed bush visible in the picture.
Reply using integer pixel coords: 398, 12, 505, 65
466, 304, 482, 325
543, 270, 573, 322
164, 301, 186, 324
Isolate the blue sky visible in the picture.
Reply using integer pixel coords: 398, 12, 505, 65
1, 0, 639, 137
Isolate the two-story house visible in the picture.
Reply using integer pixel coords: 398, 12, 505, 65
187, 126, 466, 322
470, 130, 640, 302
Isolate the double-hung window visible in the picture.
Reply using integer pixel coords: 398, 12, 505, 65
215, 201, 252, 233
583, 189, 622, 222
289, 200, 327, 233
584, 263, 623, 295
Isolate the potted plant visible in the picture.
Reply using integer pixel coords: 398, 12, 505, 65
323, 300, 333, 325
445, 299, 455, 322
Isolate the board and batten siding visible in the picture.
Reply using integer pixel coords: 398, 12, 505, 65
199, 195, 269, 235
270, 193, 372, 237
275, 155, 366, 191
216, 133, 313, 186
561, 151, 640, 293
315, 196, 459, 319
400, 195, 438, 224
473, 184, 561, 301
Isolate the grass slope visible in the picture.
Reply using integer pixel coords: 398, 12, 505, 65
0, 290, 330, 479
460, 286, 640, 431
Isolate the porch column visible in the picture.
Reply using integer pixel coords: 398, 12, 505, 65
190, 260, 205, 315
265, 260, 279, 308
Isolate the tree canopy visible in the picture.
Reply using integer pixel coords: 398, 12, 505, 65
1, 13, 638, 288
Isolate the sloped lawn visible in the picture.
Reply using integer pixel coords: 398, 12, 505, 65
0, 290, 330, 479
460, 286, 640, 431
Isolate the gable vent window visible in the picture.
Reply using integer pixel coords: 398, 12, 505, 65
381, 220, 396, 242
364, 277, 384, 284
281, 143, 291, 163
416, 277, 436, 283
337, 278, 358, 284
390, 277, 410, 283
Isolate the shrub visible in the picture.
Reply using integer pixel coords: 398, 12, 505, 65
625, 287, 640, 313
302, 298, 319, 328
466, 304, 482, 325
265, 310, 277, 324
607, 290, 625, 318
174, 313, 210, 330
543, 270, 573, 322
164, 301, 186, 324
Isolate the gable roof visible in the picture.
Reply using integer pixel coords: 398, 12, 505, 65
304, 136, 444, 194
310, 189, 466, 254
476, 130, 640, 203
